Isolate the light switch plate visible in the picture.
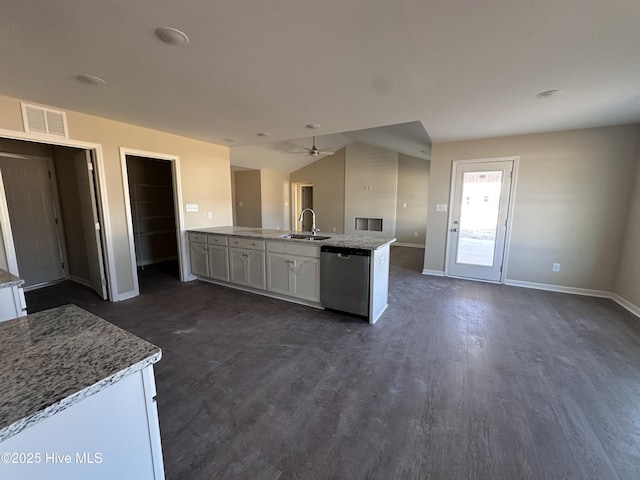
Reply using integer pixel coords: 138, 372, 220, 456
436, 204, 448, 213
186, 203, 198, 212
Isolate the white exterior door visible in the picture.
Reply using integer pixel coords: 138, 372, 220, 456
0, 155, 65, 286
447, 159, 515, 282
74, 151, 108, 299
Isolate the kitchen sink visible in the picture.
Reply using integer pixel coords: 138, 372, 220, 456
279, 233, 332, 241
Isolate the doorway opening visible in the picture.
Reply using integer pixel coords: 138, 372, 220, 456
124, 155, 180, 289
446, 157, 517, 283
0, 141, 109, 299
293, 182, 313, 231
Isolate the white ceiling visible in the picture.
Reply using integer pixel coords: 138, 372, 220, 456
1, 1, 639, 170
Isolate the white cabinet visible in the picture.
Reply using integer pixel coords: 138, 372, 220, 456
229, 247, 266, 290
208, 244, 229, 281
0, 365, 164, 480
266, 242, 320, 302
0, 284, 27, 322
188, 234, 209, 277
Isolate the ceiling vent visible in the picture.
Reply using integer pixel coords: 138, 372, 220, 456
21, 103, 69, 138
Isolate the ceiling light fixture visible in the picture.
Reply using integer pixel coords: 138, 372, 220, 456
75, 74, 106, 86
154, 27, 190, 46
306, 124, 321, 129
257, 132, 271, 137
535, 89, 560, 99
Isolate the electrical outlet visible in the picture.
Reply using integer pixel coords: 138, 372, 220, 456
552, 263, 561, 272
207, 211, 212, 219
402, 202, 407, 208
332, 227, 336, 232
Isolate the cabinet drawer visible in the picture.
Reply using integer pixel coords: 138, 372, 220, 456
189, 232, 207, 243
228, 237, 265, 250
267, 241, 319, 258
207, 234, 228, 246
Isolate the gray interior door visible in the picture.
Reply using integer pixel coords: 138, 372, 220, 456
74, 150, 108, 299
0, 155, 65, 286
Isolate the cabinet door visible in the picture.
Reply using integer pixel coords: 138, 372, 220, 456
267, 253, 292, 296
189, 241, 209, 277
229, 248, 247, 285
293, 257, 320, 302
208, 245, 229, 281
246, 251, 266, 290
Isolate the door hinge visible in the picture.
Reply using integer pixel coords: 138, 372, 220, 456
61, 261, 65, 269
102, 278, 107, 286
95, 222, 101, 231
510, 170, 513, 179
48, 170, 52, 179
87, 161, 94, 172
55, 218, 58, 225
500, 265, 503, 273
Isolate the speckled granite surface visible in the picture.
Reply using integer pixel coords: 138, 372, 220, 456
0, 304, 161, 442
0, 269, 24, 289
189, 226, 396, 250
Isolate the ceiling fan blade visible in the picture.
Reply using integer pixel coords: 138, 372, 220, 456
317, 151, 335, 155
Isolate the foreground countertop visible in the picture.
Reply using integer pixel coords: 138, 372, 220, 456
189, 226, 396, 251
0, 304, 161, 442
0, 268, 23, 289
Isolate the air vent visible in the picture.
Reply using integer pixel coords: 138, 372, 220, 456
21, 103, 68, 138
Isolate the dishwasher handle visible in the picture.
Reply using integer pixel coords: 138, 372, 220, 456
337, 253, 351, 259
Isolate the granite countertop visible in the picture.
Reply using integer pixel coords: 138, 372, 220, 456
0, 269, 24, 289
189, 226, 396, 250
0, 304, 161, 442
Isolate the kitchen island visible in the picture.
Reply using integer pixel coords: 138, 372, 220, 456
0, 268, 26, 321
0, 305, 164, 480
188, 226, 395, 323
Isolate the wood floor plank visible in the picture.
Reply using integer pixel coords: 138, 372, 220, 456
24, 249, 640, 479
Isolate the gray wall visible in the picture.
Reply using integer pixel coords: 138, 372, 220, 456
425, 124, 640, 293
615, 149, 640, 307
234, 169, 262, 227
290, 148, 346, 234
344, 143, 398, 236
395, 154, 429, 246
260, 169, 289, 230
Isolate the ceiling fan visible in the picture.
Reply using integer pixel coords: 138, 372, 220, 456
290, 136, 334, 157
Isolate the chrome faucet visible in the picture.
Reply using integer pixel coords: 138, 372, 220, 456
298, 208, 320, 235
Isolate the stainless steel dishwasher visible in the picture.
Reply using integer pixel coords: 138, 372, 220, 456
320, 245, 371, 317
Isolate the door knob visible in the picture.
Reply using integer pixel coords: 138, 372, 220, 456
451, 227, 458, 232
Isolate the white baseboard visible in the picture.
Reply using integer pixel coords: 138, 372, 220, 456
393, 242, 425, 248
611, 294, 640, 319
422, 269, 444, 277
114, 289, 139, 302
69, 275, 92, 289
504, 279, 610, 298
505, 279, 640, 320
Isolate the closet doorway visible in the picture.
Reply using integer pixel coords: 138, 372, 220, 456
0, 142, 108, 299
123, 153, 182, 291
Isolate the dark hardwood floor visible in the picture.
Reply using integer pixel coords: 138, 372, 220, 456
26, 247, 640, 479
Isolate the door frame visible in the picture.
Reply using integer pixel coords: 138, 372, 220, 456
444, 156, 519, 283
0, 153, 70, 288
119, 147, 186, 296
291, 182, 313, 231
0, 128, 116, 300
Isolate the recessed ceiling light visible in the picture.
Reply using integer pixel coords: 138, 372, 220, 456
257, 132, 271, 137
306, 124, 321, 129
535, 89, 560, 99
75, 74, 106, 86
155, 27, 189, 46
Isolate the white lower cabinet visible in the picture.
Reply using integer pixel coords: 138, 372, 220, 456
229, 248, 266, 290
0, 365, 164, 480
207, 244, 229, 281
188, 238, 209, 277
266, 241, 320, 302
0, 284, 27, 321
